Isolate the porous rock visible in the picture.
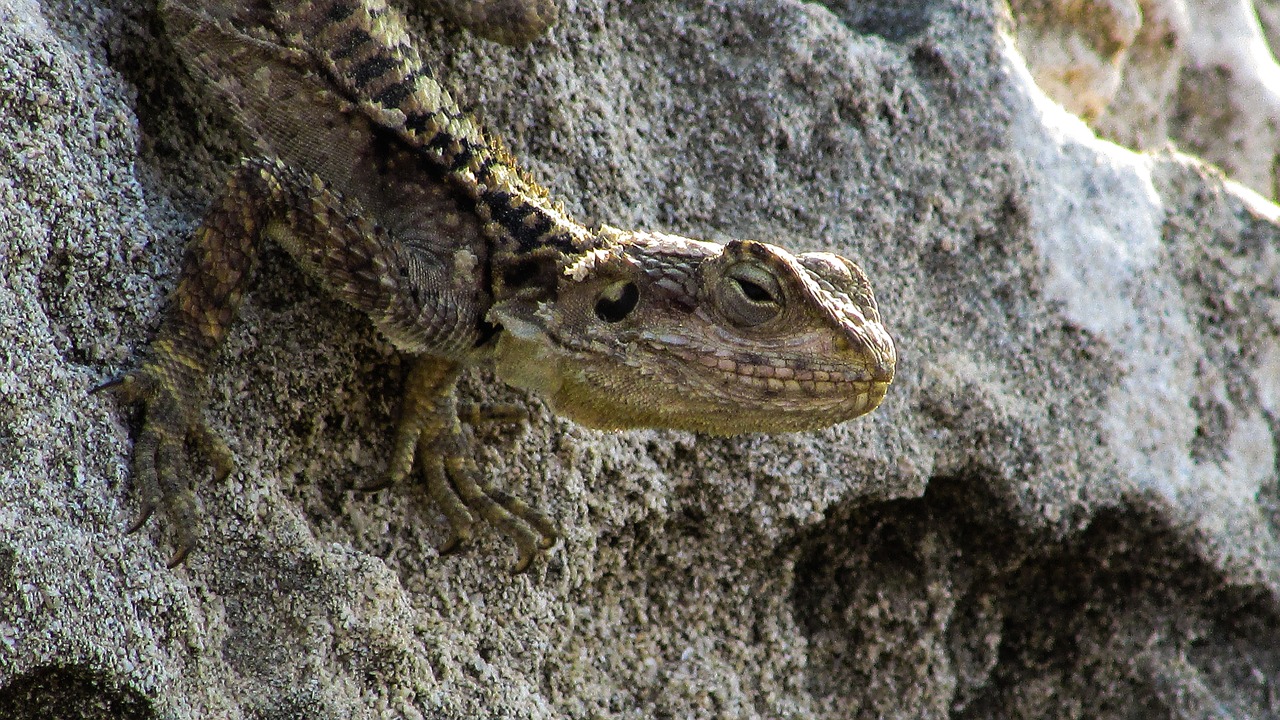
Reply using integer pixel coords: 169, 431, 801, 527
3, 0, 1279, 717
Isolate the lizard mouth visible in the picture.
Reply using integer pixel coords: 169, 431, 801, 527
672, 347, 894, 391
633, 343, 894, 430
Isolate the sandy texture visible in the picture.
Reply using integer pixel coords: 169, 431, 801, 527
3, 0, 1280, 717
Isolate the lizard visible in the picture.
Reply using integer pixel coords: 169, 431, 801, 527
95, 0, 898, 572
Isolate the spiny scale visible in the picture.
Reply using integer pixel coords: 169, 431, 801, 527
281, 0, 597, 264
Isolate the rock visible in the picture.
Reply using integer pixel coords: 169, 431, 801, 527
2, 0, 1279, 717
1012, 0, 1280, 199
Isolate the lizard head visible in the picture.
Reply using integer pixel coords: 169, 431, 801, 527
489, 228, 896, 435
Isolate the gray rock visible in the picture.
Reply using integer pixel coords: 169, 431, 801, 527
1012, 0, 1280, 199
3, 0, 1279, 717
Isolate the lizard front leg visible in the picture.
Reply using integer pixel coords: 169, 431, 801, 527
95, 158, 269, 566
98, 156, 495, 565
376, 358, 558, 572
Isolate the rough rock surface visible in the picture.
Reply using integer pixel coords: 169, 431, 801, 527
3, 0, 1280, 718
1011, 0, 1280, 199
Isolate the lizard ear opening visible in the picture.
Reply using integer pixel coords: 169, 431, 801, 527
594, 280, 639, 323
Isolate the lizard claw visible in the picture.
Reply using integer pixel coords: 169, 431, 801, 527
443, 460, 558, 572
193, 422, 236, 484
98, 361, 221, 567
437, 532, 467, 557
399, 358, 559, 569
124, 503, 156, 535
89, 375, 125, 395
90, 373, 150, 403
511, 547, 536, 575
166, 543, 194, 569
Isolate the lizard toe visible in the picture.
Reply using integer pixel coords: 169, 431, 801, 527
166, 541, 194, 569
510, 543, 538, 575
193, 422, 235, 483
437, 531, 469, 557
456, 402, 527, 426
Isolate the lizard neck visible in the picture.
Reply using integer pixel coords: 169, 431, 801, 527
478, 164, 607, 303
272, 0, 604, 303
485, 220, 598, 306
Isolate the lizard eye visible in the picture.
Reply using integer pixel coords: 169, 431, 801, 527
595, 280, 639, 323
718, 263, 783, 326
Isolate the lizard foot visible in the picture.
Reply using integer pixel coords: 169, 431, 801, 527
438, 450, 559, 573
369, 357, 558, 571
92, 368, 234, 567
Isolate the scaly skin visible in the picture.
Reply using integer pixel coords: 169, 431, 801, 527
96, 0, 896, 571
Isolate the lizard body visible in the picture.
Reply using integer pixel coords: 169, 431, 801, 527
99, 0, 896, 571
